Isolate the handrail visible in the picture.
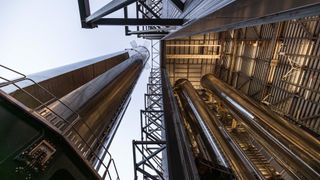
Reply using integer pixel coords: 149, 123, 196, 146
0, 65, 119, 180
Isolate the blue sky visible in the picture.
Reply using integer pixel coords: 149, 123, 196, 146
0, 0, 144, 74
0, 1, 149, 179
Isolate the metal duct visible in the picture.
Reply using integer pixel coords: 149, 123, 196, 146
46, 46, 149, 149
0, 46, 149, 179
201, 74, 320, 179
174, 79, 259, 179
3, 46, 149, 164
7, 51, 129, 108
161, 70, 200, 180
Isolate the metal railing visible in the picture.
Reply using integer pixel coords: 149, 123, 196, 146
0, 64, 119, 180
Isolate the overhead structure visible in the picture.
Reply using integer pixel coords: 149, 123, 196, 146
78, 0, 185, 39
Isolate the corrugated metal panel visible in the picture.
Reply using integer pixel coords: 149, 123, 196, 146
165, 15, 320, 134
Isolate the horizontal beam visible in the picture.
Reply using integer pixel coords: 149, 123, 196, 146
133, 140, 166, 145
144, 37, 164, 40
86, 0, 137, 23
127, 27, 174, 35
95, 18, 184, 26
166, 54, 221, 59
128, 31, 169, 35
166, 44, 221, 47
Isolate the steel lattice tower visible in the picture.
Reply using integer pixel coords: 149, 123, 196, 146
132, 41, 168, 179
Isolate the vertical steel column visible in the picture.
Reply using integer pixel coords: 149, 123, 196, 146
133, 41, 168, 179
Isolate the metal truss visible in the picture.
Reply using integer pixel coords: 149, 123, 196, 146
150, 41, 160, 68
133, 41, 168, 179
78, 0, 184, 39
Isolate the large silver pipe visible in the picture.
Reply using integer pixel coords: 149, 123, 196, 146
6, 46, 149, 156
161, 69, 200, 180
0, 46, 149, 178
7, 51, 131, 108
201, 74, 320, 179
174, 79, 259, 180
47, 46, 149, 147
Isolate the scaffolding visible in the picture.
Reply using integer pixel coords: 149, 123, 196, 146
132, 41, 168, 179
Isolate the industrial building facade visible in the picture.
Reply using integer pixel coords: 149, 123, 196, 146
0, 0, 320, 179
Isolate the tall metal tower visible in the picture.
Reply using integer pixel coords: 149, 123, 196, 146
0, 47, 149, 179
132, 40, 168, 179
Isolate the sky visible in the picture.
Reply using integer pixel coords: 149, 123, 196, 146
0, 1, 149, 179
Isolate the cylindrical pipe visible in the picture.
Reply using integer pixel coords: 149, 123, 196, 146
175, 79, 259, 180
43, 46, 149, 151
161, 69, 200, 180
7, 51, 131, 108
0, 46, 149, 178
201, 74, 320, 179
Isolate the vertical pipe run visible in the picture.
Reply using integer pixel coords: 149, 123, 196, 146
49, 46, 150, 171
174, 79, 259, 180
9, 46, 150, 164
55, 46, 148, 145
161, 69, 199, 180
201, 74, 320, 179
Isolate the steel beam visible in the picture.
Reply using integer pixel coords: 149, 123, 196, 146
138, 35, 165, 40
166, 44, 221, 47
139, 1, 161, 19
77, 0, 95, 28
166, 54, 220, 59
95, 18, 184, 26
170, 0, 184, 11
127, 27, 172, 35
128, 31, 168, 35
85, 0, 138, 23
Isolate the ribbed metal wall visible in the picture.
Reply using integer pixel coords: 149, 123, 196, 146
164, 15, 320, 135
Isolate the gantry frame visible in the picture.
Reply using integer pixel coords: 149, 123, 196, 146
77, 0, 185, 40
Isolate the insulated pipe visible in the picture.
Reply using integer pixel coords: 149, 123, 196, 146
0, 46, 149, 178
42, 46, 149, 151
201, 74, 320, 179
161, 70, 200, 180
174, 79, 259, 180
